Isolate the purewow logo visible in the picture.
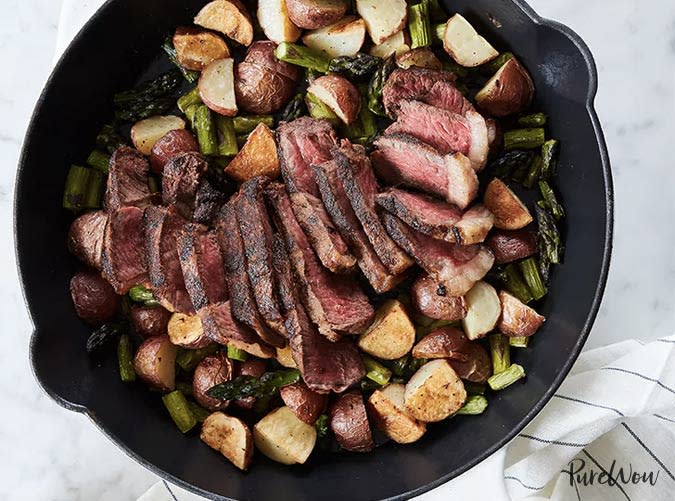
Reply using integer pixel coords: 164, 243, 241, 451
562, 458, 659, 488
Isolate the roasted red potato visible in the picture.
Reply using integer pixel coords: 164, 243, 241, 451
173, 26, 230, 72
130, 305, 171, 338
133, 336, 178, 392
485, 228, 537, 265
476, 58, 535, 117
193, 353, 234, 411
199, 58, 238, 116
330, 391, 374, 452
194, 0, 254, 46
280, 381, 327, 425
167, 313, 211, 349
149, 129, 199, 174
70, 270, 120, 324
307, 75, 361, 124
412, 274, 467, 321
484, 178, 533, 230
498, 290, 546, 337
404, 360, 466, 422
286, 0, 349, 30
235, 358, 268, 410
201, 412, 253, 470
368, 384, 426, 444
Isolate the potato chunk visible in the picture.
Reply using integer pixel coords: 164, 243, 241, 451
307, 75, 361, 125
443, 14, 498, 67
356, 0, 407, 45
358, 299, 415, 360
368, 384, 426, 444
253, 406, 317, 465
173, 27, 230, 71
194, 0, 254, 46
131, 115, 185, 155
476, 58, 535, 117
258, 0, 302, 44
462, 281, 501, 340
484, 178, 533, 230
224, 123, 280, 182
498, 290, 546, 337
133, 336, 177, 392
200, 412, 253, 470
167, 313, 210, 348
302, 16, 367, 58
404, 359, 466, 422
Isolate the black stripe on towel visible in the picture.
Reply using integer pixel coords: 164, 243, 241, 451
582, 450, 632, 501
518, 433, 589, 448
503, 476, 546, 491
601, 367, 675, 396
621, 422, 675, 483
163, 480, 179, 501
553, 394, 625, 416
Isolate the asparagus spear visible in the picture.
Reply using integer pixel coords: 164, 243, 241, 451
306, 92, 340, 125
177, 87, 202, 114
535, 205, 563, 267
128, 285, 159, 306
86, 149, 111, 173
232, 115, 274, 135
175, 345, 218, 372
329, 53, 380, 81
227, 344, 248, 362
488, 364, 526, 390
186, 401, 212, 423
195, 105, 219, 156
368, 54, 396, 116
504, 128, 546, 150
519, 257, 547, 300
510, 336, 530, 348
539, 180, 565, 220
278, 93, 307, 123
162, 391, 198, 433
523, 154, 544, 189
456, 395, 488, 415
486, 150, 535, 180
215, 115, 238, 157
363, 355, 392, 386
113, 71, 182, 122
540, 139, 559, 179
518, 112, 547, 127
63, 165, 91, 212
409, 0, 432, 48
489, 333, 511, 374
162, 37, 199, 83
494, 264, 534, 304
206, 369, 301, 400
117, 334, 136, 383
275, 42, 331, 72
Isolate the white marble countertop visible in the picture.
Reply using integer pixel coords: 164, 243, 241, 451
1, 0, 673, 499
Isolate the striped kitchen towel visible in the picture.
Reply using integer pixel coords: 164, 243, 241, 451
504, 335, 675, 501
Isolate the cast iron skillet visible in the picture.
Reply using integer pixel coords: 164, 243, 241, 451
16, 0, 613, 499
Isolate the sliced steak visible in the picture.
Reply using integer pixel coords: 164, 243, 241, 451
333, 142, 413, 275
192, 179, 226, 225
277, 117, 355, 273
101, 206, 149, 294
68, 210, 108, 270
375, 188, 494, 245
161, 152, 208, 216
383, 213, 495, 296
424, 79, 474, 116
272, 232, 364, 393
199, 301, 275, 359
143, 206, 194, 313
105, 146, 153, 211
178, 224, 228, 311
313, 160, 402, 293
412, 274, 467, 321
266, 183, 374, 338
236, 177, 286, 336
215, 200, 285, 348
372, 134, 478, 209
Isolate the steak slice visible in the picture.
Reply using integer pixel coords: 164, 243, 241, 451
375, 188, 494, 245
412, 273, 467, 321
199, 301, 275, 359
162, 152, 208, 216
277, 117, 355, 273
192, 179, 226, 225
105, 146, 153, 211
333, 142, 413, 275
216, 200, 285, 348
178, 224, 228, 311
383, 213, 495, 296
101, 206, 149, 294
236, 177, 286, 336
313, 160, 402, 293
143, 206, 194, 313
371, 134, 478, 209
266, 183, 374, 338
272, 233, 364, 393
68, 210, 108, 270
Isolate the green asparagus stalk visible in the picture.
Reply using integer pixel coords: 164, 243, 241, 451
114, 71, 182, 122
535, 205, 563, 281
279, 93, 307, 123
207, 369, 301, 400
162, 391, 198, 433
409, 0, 432, 48
494, 264, 534, 304
488, 364, 525, 391
328, 53, 380, 81
456, 395, 488, 415
63, 165, 91, 211
195, 105, 219, 156
489, 334, 511, 374
519, 257, 547, 300
187, 401, 212, 423
523, 154, 544, 189
539, 180, 565, 220
162, 38, 199, 83
363, 355, 392, 386
518, 112, 547, 127
117, 334, 136, 383
232, 115, 274, 135
275, 42, 331, 72
368, 55, 397, 116
509, 336, 530, 348
214, 115, 239, 157
183, 104, 199, 129
128, 285, 158, 305
540, 139, 559, 179
227, 344, 248, 362
86, 149, 111, 173
177, 87, 202, 114
83, 169, 105, 209
175, 345, 218, 372
504, 128, 546, 150
306, 92, 340, 124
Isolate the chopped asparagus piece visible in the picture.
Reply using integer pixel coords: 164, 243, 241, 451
510, 336, 530, 348
367, 55, 396, 117
279, 93, 307, 122
215, 115, 239, 157
128, 285, 158, 305
519, 257, 547, 300
523, 154, 544, 189
227, 344, 248, 362
504, 128, 546, 150
363, 355, 392, 386
540, 139, 559, 179
489, 334, 511, 374
86, 150, 111, 173
83, 169, 105, 209
275, 42, 331, 72
177, 87, 202, 113
232, 115, 274, 135
456, 395, 488, 415
117, 334, 136, 383
195, 105, 219, 156
539, 180, 565, 220
329, 53, 380, 81
175, 345, 219, 372
409, 0, 432, 48
518, 112, 547, 127
162, 391, 198, 433
306, 92, 340, 124
496, 264, 534, 304
63, 165, 91, 212
488, 364, 526, 390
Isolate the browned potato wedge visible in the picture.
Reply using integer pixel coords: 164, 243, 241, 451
173, 27, 230, 72
411, 274, 467, 321
130, 305, 171, 338
286, 0, 349, 30
307, 75, 361, 124
276, 345, 297, 368
149, 129, 199, 174
253, 406, 317, 464
69, 270, 120, 325
280, 381, 327, 424
224, 123, 280, 182
476, 58, 535, 117
485, 228, 537, 265
404, 359, 466, 422
302, 16, 367, 58
498, 290, 546, 337
369, 30, 410, 58
443, 14, 498, 67
194, 0, 254, 46
462, 281, 501, 340
167, 313, 210, 348
200, 412, 253, 470
448, 343, 492, 383
258, 0, 302, 44
133, 336, 177, 392
199, 58, 238, 116
358, 299, 415, 360
330, 391, 374, 452
131, 115, 185, 155
484, 178, 533, 230
396, 47, 442, 70
368, 384, 426, 444
356, 0, 407, 45
193, 353, 234, 411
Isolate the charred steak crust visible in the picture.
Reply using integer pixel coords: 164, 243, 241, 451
236, 177, 286, 336
313, 160, 402, 294
192, 179, 227, 225
333, 143, 413, 275
105, 146, 152, 211
68, 210, 108, 270
161, 152, 208, 215
216, 200, 285, 348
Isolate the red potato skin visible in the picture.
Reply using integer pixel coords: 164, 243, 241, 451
412, 274, 467, 321
133, 336, 177, 392
476, 58, 535, 117
448, 343, 492, 383
485, 228, 537, 265
149, 129, 199, 174
130, 305, 171, 338
286, 0, 349, 30
70, 270, 120, 324
329, 391, 374, 453
234, 358, 268, 410
193, 353, 234, 411
280, 381, 327, 425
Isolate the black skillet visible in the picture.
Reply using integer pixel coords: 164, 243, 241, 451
15, 0, 613, 499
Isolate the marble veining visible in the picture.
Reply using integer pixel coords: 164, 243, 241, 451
1, 0, 673, 499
